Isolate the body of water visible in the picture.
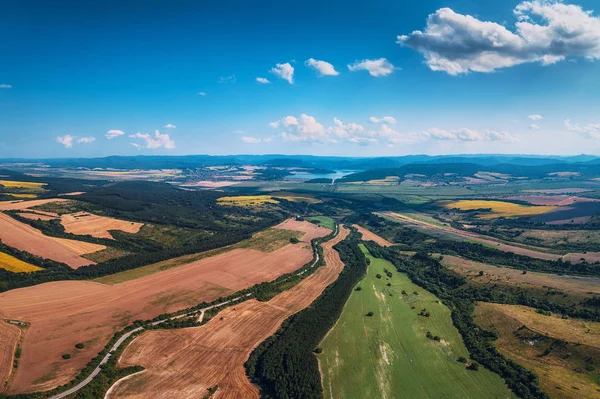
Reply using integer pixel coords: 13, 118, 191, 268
285, 170, 358, 181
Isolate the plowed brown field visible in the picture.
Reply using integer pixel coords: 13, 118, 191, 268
0, 321, 20, 392
275, 218, 332, 238
353, 224, 392, 246
0, 220, 327, 395
61, 212, 143, 239
0, 213, 105, 268
0, 198, 66, 211
108, 227, 349, 399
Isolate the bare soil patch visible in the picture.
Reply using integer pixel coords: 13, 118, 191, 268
441, 255, 600, 295
275, 218, 331, 240
60, 212, 143, 239
0, 222, 328, 394
108, 227, 350, 399
0, 213, 105, 268
353, 224, 393, 246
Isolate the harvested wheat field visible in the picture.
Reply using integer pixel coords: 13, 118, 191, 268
441, 255, 600, 295
0, 220, 328, 394
275, 218, 332, 238
0, 198, 66, 211
0, 321, 20, 391
17, 212, 56, 221
0, 213, 105, 269
107, 227, 350, 399
60, 212, 143, 239
504, 195, 599, 206
353, 224, 392, 246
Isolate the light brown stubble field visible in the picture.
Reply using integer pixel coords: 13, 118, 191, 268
0, 220, 327, 394
107, 227, 349, 399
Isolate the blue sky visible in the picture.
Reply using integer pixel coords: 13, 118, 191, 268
1, 0, 600, 158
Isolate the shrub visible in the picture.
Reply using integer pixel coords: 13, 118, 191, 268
457, 356, 467, 363
313, 347, 322, 354
366, 311, 374, 317
290, 237, 300, 244
467, 362, 479, 371
376, 273, 382, 279
386, 283, 391, 287
62, 353, 71, 360
75, 343, 85, 349
355, 286, 362, 291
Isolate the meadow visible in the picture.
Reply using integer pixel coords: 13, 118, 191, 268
307, 215, 336, 230
319, 244, 513, 399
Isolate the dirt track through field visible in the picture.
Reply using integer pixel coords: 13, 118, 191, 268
108, 226, 349, 399
0, 220, 325, 394
61, 212, 143, 239
353, 224, 392, 246
383, 211, 600, 265
0, 213, 105, 268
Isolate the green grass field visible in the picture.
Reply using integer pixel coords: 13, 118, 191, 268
307, 215, 335, 230
319, 245, 514, 399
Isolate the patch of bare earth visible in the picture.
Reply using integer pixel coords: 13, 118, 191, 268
0, 213, 105, 268
0, 221, 327, 394
0, 198, 67, 211
60, 212, 143, 239
107, 227, 350, 399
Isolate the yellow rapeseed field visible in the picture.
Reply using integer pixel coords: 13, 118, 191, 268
440, 200, 557, 219
217, 195, 279, 207
0, 252, 43, 273
8, 193, 38, 199
0, 180, 46, 189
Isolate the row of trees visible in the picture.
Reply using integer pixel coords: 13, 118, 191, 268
245, 228, 367, 398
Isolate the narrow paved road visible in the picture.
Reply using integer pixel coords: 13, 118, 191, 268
48, 297, 245, 399
48, 223, 336, 399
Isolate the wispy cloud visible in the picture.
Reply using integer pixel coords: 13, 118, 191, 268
305, 58, 339, 76
397, 1, 600, 75
369, 116, 397, 124
105, 129, 125, 139
422, 127, 516, 142
0, 84, 11, 89
565, 119, 600, 139
129, 130, 176, 149
529, 124, 540, 130
163, 123, 176, 129
77, 137, 96, 143
232, 130, 245, 134
56, 135, 74, 148
218, 75, 236, 84
270, 62, 294, 84
528, 114, 543, 121
348, 58, 396, 77
256, 77, 271, 84
198, 91, 207, 96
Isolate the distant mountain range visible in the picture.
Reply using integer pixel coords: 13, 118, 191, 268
1, 154, 598, 171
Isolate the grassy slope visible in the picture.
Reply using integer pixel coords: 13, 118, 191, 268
94, 228, 302, 284
307, 216, 335, 230
319, 245, 513, 399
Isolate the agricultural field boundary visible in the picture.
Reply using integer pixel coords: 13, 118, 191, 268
14, 221, 338, 399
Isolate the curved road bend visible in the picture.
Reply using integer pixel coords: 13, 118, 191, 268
50, 222, 337, 399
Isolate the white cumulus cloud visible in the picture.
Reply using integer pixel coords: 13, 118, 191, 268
529, 114, 543, 120
397, 1, 600, 75
565, 119, 600, 139
529, 124, 541, 130
105, 129, 125, 139
77, 137, 96, 143
270, 62, 295, 84
305, 58, 339, 76
129, 130, 176, 149
348, 58, 396, 77
256, 77, 271, 84
369, 116, 397, 124
163, 123, 176, 129
56, 135, 74, 148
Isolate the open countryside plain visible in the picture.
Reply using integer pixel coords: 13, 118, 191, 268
107, 226, 349, 399
319, 242, 513, 399
60, 212, 144, 239
0, 219, 328, 394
